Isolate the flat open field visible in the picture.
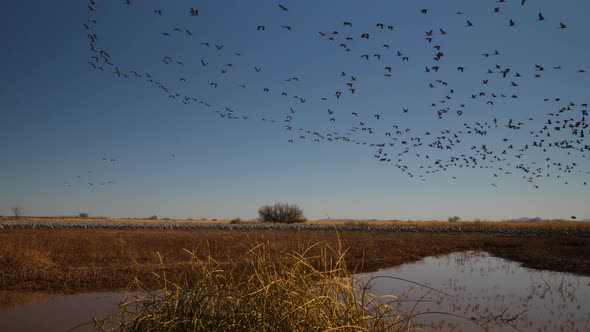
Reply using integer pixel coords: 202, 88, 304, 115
2, 216, 589, 228
1, 222, 589, 292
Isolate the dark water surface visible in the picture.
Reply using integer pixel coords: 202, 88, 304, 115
0, 291, 126, 332
359, 251, 590, 331
1, 251, 589, 331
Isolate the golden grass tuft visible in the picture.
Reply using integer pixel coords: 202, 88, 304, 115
97, 240, 410, 331
0, 246, 57, 288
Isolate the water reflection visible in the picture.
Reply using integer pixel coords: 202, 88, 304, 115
0, 291, 125, 332
1, 251, 589, 331
360, 251, 590, 331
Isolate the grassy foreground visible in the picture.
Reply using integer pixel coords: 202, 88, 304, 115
97, 240, 412, 332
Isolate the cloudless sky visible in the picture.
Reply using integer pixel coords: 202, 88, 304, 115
1, 0, 589, 220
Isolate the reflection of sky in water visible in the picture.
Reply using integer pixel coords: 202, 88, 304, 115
0, 291, 125, 332
1, 252, 589, 331
359, 251, 590, 331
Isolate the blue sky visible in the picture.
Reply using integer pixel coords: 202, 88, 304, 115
1, 0, 589, 220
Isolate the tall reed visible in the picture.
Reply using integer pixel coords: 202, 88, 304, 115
98, 239, 410, 331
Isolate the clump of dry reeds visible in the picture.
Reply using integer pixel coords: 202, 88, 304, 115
97, 240, 409, 332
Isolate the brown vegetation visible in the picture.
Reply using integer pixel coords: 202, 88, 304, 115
1, 215, 588, 228
0, 227, 589, 292
0, 215, 232, 223
258, 202, 306, 223
104, 241, 408, 331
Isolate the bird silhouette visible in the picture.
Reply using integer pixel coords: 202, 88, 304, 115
82, 0, 590, 192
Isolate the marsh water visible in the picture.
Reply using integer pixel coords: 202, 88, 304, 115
360, 251, 590, 331
0, 291, 126, 331
1, 251, 589, 331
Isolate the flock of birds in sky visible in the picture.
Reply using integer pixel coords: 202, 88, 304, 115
77, 0, 589, 191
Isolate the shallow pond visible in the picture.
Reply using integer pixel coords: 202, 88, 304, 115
0, 291, 126, 331
360, 251, 590, 331
1, 251, 589, 331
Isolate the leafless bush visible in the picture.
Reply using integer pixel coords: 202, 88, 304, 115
448, 216, 461, 222
79, 213, 89, 218
258, 202, 306, 223
230, 218, 241, 224
148, 215, 158, 220
11, 206, 24, 219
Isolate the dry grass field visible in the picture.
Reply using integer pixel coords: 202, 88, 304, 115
1, 225, 589, 292
0, 216, 231, 224
313, 219, 590, 228
2, 215, 589, 228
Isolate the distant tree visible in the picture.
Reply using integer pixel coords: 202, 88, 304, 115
11, 206, 24, 219
148, 215, 158, 220
258, 202, 306, 223
448, 216, 461, 222
79, 212, 89, 218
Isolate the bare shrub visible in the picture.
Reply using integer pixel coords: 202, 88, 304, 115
148, 215, 158, 220
11, 206, 24, 219
258, 202, 306, 223
229, 218, 241, 224
79, 213, 89, 218
448, 216, 461, 222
